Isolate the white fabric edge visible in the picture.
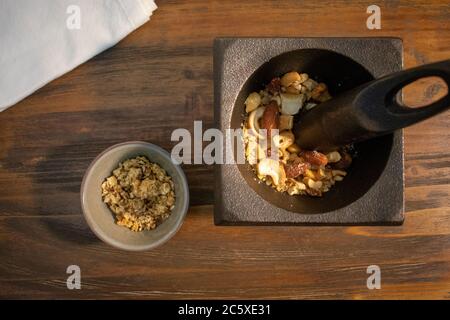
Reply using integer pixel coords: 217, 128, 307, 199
0, 1, 158, 112
139, 0, 158, 17
117, 0, 157, 28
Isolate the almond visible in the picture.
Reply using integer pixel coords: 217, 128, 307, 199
284, 158, 310, 179
261, 101, 279, 138
299, 150, 328, 166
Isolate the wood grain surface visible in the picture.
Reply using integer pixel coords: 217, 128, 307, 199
0, 0, 450, 299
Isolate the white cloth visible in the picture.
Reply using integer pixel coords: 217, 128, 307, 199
0, 0, 157, 112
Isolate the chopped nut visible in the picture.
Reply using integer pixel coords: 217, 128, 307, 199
272, 131, 295, 150
279, 115, 294, 131
298, 73, 309, 83
307, 178, 323, 190
101, 156, 175, 232
332, 151, 352, 169
332, 169, 347, 177
270, 95, 282, 106
326, 151, 341, 163
285, 85, 300, 94
281, 71, 301, 87
302, 78, 318, 91
311, 83, 328, 100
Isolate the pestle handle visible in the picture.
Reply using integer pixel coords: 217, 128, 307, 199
294, 59, 450, 152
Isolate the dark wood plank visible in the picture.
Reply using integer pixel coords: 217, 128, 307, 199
0, 0, 449, 299
1, 206, 450, 299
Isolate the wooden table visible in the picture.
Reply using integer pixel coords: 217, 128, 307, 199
1, 0, 449, 299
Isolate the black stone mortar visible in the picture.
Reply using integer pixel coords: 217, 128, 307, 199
214, 38, 404, 225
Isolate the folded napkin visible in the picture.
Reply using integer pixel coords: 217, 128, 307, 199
0, 0, 157, 112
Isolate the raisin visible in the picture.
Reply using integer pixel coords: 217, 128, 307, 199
266, 77, 281, 94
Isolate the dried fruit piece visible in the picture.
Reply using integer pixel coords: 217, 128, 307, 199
261, 101, 279, 138
266, 77, 281, 94
299, 150, 328, 166
284, 158, 310, 179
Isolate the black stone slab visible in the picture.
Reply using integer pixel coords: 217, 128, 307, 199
214, 37, 404, 225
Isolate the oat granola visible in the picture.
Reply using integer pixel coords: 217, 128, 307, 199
101, 156, 175, 232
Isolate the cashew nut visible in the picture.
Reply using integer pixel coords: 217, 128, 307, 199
257, 158, 286, 186
277, 148, 290, 163
245, 139, 266, 164
332, 169, 347, 177
307, 178, 323, 190
302, 78, 318, 91
326, 151, 341, 163
245, 92, 261, 113
287, 143, 301, 154
279, 115, 293, 131
280, 93, 306, 115
270, 95, 281, 106
247, 106, 266, 139
280, 71, 301, 87
298, 73, 309, 84
272, 130, 295, 150
285, 85, 300, 94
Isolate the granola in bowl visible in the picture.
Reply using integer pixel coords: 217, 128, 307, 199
101, 156, 175, 232
243, 71, 353, 197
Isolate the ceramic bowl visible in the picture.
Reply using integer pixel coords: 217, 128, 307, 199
81, 141, 189, 251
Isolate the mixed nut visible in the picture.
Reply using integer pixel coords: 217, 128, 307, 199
243, 71, 352, 196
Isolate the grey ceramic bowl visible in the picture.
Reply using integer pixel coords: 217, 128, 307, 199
81, 141, 189, 251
